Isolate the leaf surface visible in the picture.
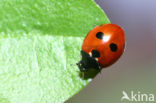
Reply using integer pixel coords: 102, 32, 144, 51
0, 0, 110, 103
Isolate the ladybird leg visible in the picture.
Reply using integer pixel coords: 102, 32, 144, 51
82, 72, 84, 79
94, 24, 97, 28
98, 67, 102, 74
97, 64, 102, 74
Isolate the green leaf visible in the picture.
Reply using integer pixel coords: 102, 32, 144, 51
0, 0, 110, 103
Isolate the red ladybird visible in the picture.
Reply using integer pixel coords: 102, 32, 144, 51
77, 24, 125, 72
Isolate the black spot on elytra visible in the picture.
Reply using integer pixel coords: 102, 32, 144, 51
92, 50, 100, 58
96, 32, 104, 40
110, 43, 118, 52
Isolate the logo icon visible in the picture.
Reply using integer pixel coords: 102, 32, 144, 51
121, 91, 130, 101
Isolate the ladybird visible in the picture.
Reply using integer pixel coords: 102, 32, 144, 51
77, 24, 125, 72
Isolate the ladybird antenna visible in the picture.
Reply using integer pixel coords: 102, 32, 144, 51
69, 64, 77, 66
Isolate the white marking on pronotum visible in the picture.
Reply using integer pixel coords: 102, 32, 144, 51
95, 58, 98, 61
89, 52, 92, 56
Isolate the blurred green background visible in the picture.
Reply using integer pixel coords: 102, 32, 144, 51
66, 0, 156, 103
